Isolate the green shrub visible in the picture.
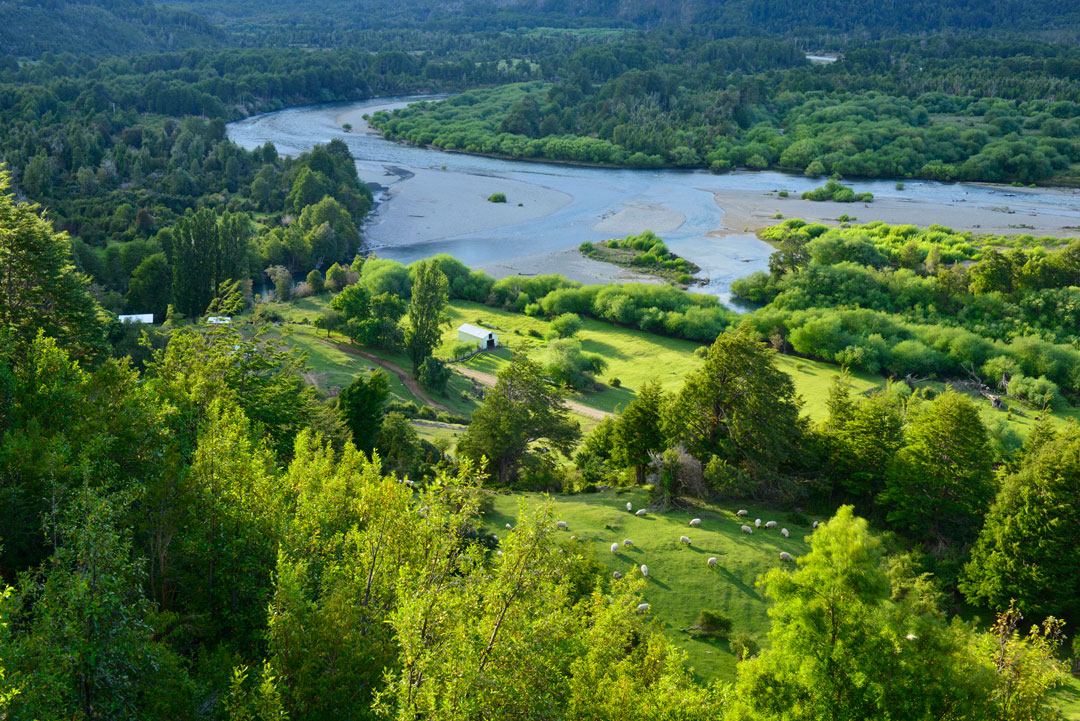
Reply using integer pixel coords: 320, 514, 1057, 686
786, 511, 810, 526
487, 192, 507, 203
690, 609, 733, 638
778, 190, 789, 197
730, 631, 759, 661
609, 377, 621, 388
416, 405, 437, 420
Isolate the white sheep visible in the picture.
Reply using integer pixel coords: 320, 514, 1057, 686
765, 521, 777, 529
505, 523, 512, 530
636, 603, 650, 613
737, 509, 749, 517
707, 557, 717, 566
755, 518, 762, 528
626, 501, 633, 512
636, 509, 647, 517
610, 542, 620, 554
813, 520, 819, 529
622, 539, 634, 548
679, 535, 691, 545
640, 564, 648, 577
779, 551, 793, 562
556, 521, 568, 530
781, 528, 789, 538
613, 571, 623, 580
689, 518, 701, 527
741, 525, 753, 534
905, 634, 918, 641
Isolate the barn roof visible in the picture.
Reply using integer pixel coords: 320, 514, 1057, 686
457, 323, 494, 338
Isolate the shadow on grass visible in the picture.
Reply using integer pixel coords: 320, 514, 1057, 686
579, 337, 629, 360
718, 566, 763, 602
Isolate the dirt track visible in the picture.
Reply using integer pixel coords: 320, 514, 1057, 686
453, 366, 611, 421
330, 341, 454, 413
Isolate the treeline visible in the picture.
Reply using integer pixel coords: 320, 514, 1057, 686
372, 37, 1080, 183
0, 0, 224, 57
733, 219, 1080, 405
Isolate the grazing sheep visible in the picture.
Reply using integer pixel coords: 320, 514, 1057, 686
779, 552, 793, 562
505, 523, 512, 530
637, 603, 650, 613
813, 520, 819, 529
905, 634, 918, 641
737, 509, 748, 517
689, 518, 702, 528
765, 521, 777, 529
741, 525, 753, 534
636, 509, 647, 517
556, 521, 568, 530
679, 535, 691, 545
622, 539, 634, 548
640, 564, 648, 577
781, 528, 789, 538
611, 543, 620, 554
626, 501, 633, 512
707, 557, 718, 567
613, 571, 623, 580
755, 518, 762, 528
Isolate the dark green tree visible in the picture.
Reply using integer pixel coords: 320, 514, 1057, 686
404, 259, 449, 375
337, 371, 390, 455
879, 390, 994, 551
0, 171, 105, 360
614, 379, 666, 484
125, 253, 172, 322
961, 426, 1080, 623
665, 327, 803, 496
458, 352, 580, 486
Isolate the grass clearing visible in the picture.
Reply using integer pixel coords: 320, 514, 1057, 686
1053, 675, 1080, 720
484, 490, 817, 682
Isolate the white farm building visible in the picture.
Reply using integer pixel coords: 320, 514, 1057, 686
457, 323, 498, 349
118, 313, 154, 324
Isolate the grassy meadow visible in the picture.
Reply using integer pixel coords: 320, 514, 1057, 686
484, 489, 818, 682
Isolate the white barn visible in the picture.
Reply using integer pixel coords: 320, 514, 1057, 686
118, 313, 154, 324
457, 323, 498, 349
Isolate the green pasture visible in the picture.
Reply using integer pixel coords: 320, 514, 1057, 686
485, 489, 818, 682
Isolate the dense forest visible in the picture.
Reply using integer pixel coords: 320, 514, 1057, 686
3, 0, 1080, 718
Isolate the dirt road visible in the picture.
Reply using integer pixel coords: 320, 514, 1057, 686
331, 342, 455, 414
453, 366, 611, 421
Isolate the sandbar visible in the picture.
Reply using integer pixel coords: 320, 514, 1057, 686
706, 187, 1080, 239
592, 202, 686, 235
479, 247, 662, 286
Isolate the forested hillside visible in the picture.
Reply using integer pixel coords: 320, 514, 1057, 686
0, 0, 224, 57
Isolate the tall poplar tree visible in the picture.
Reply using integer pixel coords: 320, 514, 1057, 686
404, 259, 448, 375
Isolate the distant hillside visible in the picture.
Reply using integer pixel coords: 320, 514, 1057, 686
161, 0, 1080, 39
0, 0, 226, 57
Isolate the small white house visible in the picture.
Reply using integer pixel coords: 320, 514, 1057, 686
457, 323, 498, 349
118, 313, 154, 324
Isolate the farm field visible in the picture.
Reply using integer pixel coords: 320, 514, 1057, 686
485, 489, 818, 682
261, 295, 1080, 435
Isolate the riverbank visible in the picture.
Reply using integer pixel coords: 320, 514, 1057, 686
477, 246, 663, 286
705, 187, 1080, 239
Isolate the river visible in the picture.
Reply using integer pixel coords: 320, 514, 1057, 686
227, 96, 1080, 305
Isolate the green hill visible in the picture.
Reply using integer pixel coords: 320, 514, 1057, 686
0, 0, 224, 57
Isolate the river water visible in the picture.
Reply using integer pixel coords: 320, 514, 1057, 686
227, 96, 1080, 304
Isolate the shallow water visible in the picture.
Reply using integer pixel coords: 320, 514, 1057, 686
227, 96, 1080, 304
